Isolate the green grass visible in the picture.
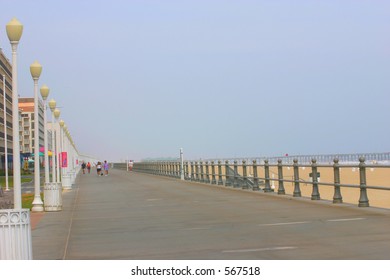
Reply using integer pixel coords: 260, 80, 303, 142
0, 176, 33, 188
22, 193, 35, 209
22, 193, 44, 210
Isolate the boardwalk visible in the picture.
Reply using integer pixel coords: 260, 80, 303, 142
32, 168, 390, 260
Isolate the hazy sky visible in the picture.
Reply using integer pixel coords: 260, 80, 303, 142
1, 0, 389, 161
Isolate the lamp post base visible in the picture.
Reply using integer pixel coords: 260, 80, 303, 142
31, 196, 44, 212
70, 171, 76, 185
62, 174, 72, 190
0, 209, 33, 259
44, 183, 62, 211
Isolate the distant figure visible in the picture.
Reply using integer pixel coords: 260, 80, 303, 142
81, 161, 86, 174
96, 161, 102, 176
104, 160, 109, 176
128, 160, 133, 171
87, 162, 91, 173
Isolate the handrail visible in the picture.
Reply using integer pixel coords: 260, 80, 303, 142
124, 155, 390, 208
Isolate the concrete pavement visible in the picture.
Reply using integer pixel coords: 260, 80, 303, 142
31, 168, 390, 260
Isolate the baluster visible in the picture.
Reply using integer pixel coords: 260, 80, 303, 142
252, 160, 260, 191
225, 160, 232, 186
211, 161, 217, 184
200, 161, 204, 182
185, 161, 189, 180
358, 157, 369, 207
242, 160, 249, 189
293, 159, 301, 197
333, 158, 343, 203
311, 159, 320, 200
217, 160, 224, 185
263, 160, 272, 192
277, 159, 285, 195
205, 161, 210, 183
233, 160, 240, 188
195, 161, 199, 181
190, 162, 195, 181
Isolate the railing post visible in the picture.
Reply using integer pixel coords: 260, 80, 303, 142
225, 160, 232, 186
211, 161, 217, 184
233, 160, 240, 188
217, 160, 224, 185
293, 159, 301, 197
252, 160, 260, 191
185, 161, 189, 180
205, 161, 210, 183
277, 159, 285, 195
195, 162, 199, 181
333, 158, 343, 203
311, 159, 320, 200
242, 160, 249, 189
263, 160, 272, 192
199, 161, 204, 182
190, 161, 195, 181
358, 157, 369, 207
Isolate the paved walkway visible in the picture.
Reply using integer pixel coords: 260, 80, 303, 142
31, 168, 390, 260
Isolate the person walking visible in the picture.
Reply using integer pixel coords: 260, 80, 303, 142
87, 162, 91, 174
104, 160, 109, 176
81, 161, 86, 174
96, 161, 102, 176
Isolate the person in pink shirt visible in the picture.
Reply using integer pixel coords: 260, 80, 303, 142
104, 160, 109, 176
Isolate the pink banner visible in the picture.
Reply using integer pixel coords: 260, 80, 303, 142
61, 152, 68, 167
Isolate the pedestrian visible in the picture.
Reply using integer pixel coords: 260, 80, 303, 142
96, 161, 102, 176
87, 162, 91, 173
81, 161, 86, 174
104, 160, 109, 176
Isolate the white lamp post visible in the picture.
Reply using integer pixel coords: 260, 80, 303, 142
0, 17, 33, 260
44, 99, 62, 211
7, 17, 23, 209
2, 74, 9, 191
48, 99, 56, 182
53, 108, 60, 183
30, 61, 44, 212
40, 85, 49, 184
59, 120, 71, 189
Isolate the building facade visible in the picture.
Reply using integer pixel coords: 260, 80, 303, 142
0, 49, 13, 171
19, 97, 45, 155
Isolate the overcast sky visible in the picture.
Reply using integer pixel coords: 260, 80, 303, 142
1, 0, 389, 161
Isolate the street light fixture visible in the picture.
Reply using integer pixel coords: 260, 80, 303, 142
48, 99, 56, 182
53, 108, 60, 183
30, 61, 44, 212
6, 17, 23, 209
40, 85, 49, 185
44, 98, 62, 211
0, 17, 33, 260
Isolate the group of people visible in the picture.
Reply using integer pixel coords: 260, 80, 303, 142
81, 160, 109, 176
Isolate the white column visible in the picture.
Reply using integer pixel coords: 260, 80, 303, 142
51, 114, 56, 183
10, 42, 21, 209
55, 123, 60, 183
43, 100, 49, 184
31, 61, 44, 212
